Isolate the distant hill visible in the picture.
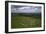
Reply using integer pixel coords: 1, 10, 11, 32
11, 13, 41, 16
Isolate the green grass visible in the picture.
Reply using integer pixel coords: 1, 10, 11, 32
11, 14, 41, 28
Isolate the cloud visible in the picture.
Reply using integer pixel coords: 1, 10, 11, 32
11, 5, 41, 13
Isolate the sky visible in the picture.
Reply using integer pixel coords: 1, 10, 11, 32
11, 5, 41, 13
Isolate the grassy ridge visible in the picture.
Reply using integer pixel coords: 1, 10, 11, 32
11, 13, 41, 28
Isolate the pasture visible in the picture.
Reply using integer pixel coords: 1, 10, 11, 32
11, 13, 41, 28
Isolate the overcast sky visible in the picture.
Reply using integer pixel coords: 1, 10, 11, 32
11, 5, 41, 13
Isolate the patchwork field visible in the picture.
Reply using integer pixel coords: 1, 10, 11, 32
11, 13, 41, 28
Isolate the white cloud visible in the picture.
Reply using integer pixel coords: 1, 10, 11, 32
11, 6, 41, 13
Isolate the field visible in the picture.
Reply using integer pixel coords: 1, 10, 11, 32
11, 13, 41, 28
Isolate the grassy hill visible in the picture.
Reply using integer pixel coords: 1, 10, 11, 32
11, 13, 41, 28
